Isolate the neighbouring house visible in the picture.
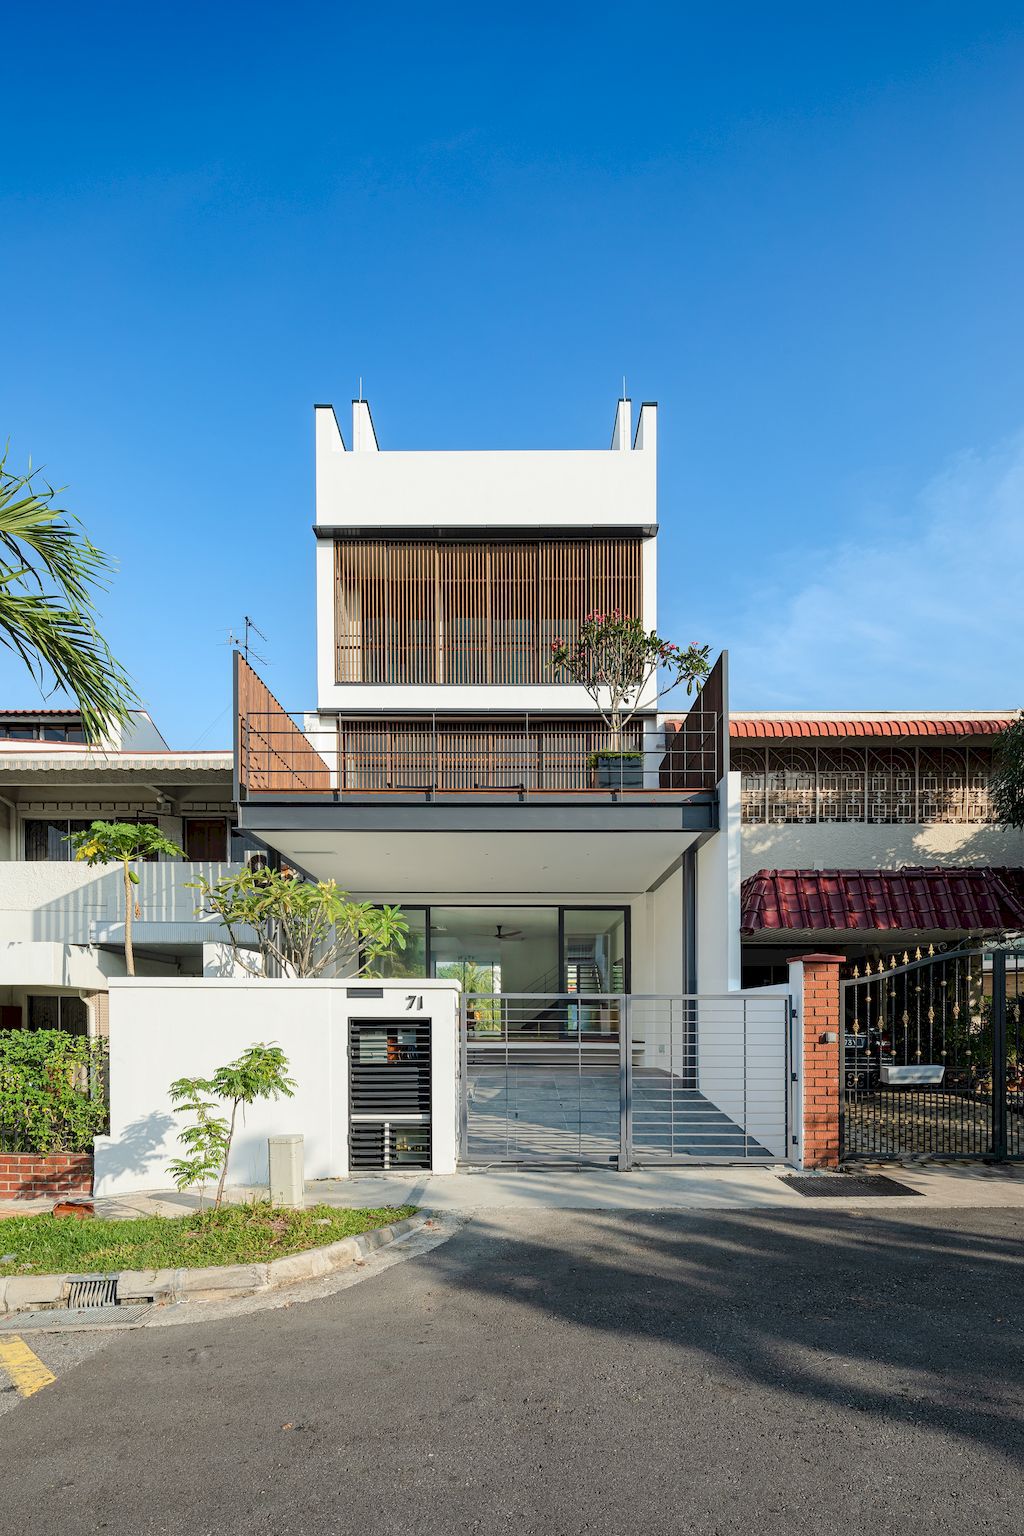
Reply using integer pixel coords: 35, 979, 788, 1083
727, 712, 1024, 982
0, 707, 253, 1037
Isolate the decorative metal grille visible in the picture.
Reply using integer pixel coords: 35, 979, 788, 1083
841, 947, 1023, 1161
735, 744, 995, 825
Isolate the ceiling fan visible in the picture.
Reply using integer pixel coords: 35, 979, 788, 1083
462, 922, 526, 942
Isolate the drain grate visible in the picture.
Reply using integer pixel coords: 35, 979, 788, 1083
65, 1275, 118, 1309
779, 1173, 922, 1198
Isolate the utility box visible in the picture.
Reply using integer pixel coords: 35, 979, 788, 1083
269, 1134, 305, 1207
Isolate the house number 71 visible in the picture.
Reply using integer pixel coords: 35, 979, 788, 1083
405, 995, 424, 1010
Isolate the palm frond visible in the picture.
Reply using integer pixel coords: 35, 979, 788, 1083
0, 444, 138, 736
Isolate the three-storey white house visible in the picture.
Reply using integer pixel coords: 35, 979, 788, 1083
235, 395, 740, 1003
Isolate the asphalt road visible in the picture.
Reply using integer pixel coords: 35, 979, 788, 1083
3, 1205, 1023, 1535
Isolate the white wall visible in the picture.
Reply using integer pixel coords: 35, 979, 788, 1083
0, 861, 241, 945
94, 977, 461, 1197
696, 774, 741, 992
314, 403, 657, 532
740, 819, 1024, 878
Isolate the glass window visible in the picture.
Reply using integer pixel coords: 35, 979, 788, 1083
27, 995, 88, 1035
374, 908, 428, 979
24, 817, 91, 860
562, 909, 629, 994
430, 907, 559, 995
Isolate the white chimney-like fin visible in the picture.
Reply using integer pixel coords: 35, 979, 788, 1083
610, 396, 632, 451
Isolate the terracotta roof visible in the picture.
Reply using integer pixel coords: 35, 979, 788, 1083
729, 718, 1013, 739
741, 867, 1024, 935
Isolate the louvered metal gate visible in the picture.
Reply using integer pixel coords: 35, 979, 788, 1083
348, 1018, 432, 1171
841, 947, 1024, 1161
459, 992, 791, 1167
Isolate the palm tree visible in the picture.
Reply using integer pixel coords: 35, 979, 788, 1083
0, 445, 138, 740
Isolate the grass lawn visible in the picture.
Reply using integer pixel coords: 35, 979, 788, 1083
0, 1202, 417, 1276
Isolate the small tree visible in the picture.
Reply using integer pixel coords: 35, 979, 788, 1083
168, 1042, 296, 1210
69, 820, 185, 976
550, 610, 711, 753
990, 714, 1024, 827
190, 864, 409, 979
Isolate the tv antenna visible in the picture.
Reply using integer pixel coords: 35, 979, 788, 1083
228, 615, 268, 667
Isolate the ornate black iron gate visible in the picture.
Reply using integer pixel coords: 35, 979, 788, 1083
841, 947, 1024, 1161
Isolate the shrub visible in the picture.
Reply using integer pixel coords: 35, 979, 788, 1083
0, 1028, 108, 1153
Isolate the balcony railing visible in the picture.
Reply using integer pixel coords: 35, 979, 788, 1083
234, 654, 726, 800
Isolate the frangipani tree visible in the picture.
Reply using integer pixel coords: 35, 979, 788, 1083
550, 610, 711, 753
190, 864, 409, 979
69, 821, 185, 976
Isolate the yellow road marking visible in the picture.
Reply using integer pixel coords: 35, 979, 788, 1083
0, 1334, 56, 1398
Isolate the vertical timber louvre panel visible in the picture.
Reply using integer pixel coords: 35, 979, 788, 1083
334, 537, 643, 686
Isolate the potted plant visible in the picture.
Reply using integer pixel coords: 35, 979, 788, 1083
550, 611, 711, 788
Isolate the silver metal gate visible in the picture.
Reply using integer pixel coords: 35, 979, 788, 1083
459, 991, 791, 1167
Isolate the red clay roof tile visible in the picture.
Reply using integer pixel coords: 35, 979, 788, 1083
740, 867, 1024, 935
728, 718, 1012, 739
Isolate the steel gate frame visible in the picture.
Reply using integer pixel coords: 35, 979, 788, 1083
458, 990, 792, 1168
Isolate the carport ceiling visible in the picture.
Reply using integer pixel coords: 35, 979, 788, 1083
265, 829, 697, 895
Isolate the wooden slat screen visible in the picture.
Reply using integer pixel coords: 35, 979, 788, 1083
236, 654, 333, 794
337, 717, 647, 791
335, 537, 643, 686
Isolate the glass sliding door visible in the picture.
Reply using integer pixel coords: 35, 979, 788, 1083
562, 908, 628, 1034
430, 907, 559, 996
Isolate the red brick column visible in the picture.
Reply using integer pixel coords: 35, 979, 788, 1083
789, 953, 845, 1169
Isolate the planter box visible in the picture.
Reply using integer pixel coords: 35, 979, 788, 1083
0, 1152, 94, 1200
591, 755, 644, 789
878, 1064, 945, 1088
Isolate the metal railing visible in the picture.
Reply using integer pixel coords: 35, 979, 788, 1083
459, 991, 790, 1167
237, 712, 721, 798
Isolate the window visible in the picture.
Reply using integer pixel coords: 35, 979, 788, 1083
0, 720, 85, 742
371, 906, 629, 995
23, 815, 166, 861
24, 818, 92, 861
184, 819, 228, 861
27, 995, 89, 1035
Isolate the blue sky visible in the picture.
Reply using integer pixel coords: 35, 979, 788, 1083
2, 3, 1023, 744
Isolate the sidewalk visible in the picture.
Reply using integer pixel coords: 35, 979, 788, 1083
5, 1161, 1024, 1220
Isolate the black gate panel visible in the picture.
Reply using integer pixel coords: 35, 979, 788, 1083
841, 947, 1023, 1161
349, 1019, 431, 1171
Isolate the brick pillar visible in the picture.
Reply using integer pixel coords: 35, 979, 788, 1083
789, 952, 845, 1169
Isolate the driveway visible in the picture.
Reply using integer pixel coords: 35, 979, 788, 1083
3, 1206, 1023, 1534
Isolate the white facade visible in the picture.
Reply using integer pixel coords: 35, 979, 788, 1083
313, 396, 659, 716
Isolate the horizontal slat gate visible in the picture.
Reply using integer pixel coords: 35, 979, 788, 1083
349, 1019, 432, 1171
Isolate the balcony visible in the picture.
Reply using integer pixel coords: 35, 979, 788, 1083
234, 656, 725, 804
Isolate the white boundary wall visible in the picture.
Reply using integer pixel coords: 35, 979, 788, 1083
94, 977, 460, 1197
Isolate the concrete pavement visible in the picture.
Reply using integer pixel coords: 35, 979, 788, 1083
2, 1204, 1022, 1534
5, 1159, 1024, 1220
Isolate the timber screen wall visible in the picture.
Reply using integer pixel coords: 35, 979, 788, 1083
334, 537, 643, 685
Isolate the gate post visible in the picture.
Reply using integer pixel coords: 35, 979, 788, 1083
991, 950, 1008, 1162
789, 953, 845, 1169
618, 994, 633, 1172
